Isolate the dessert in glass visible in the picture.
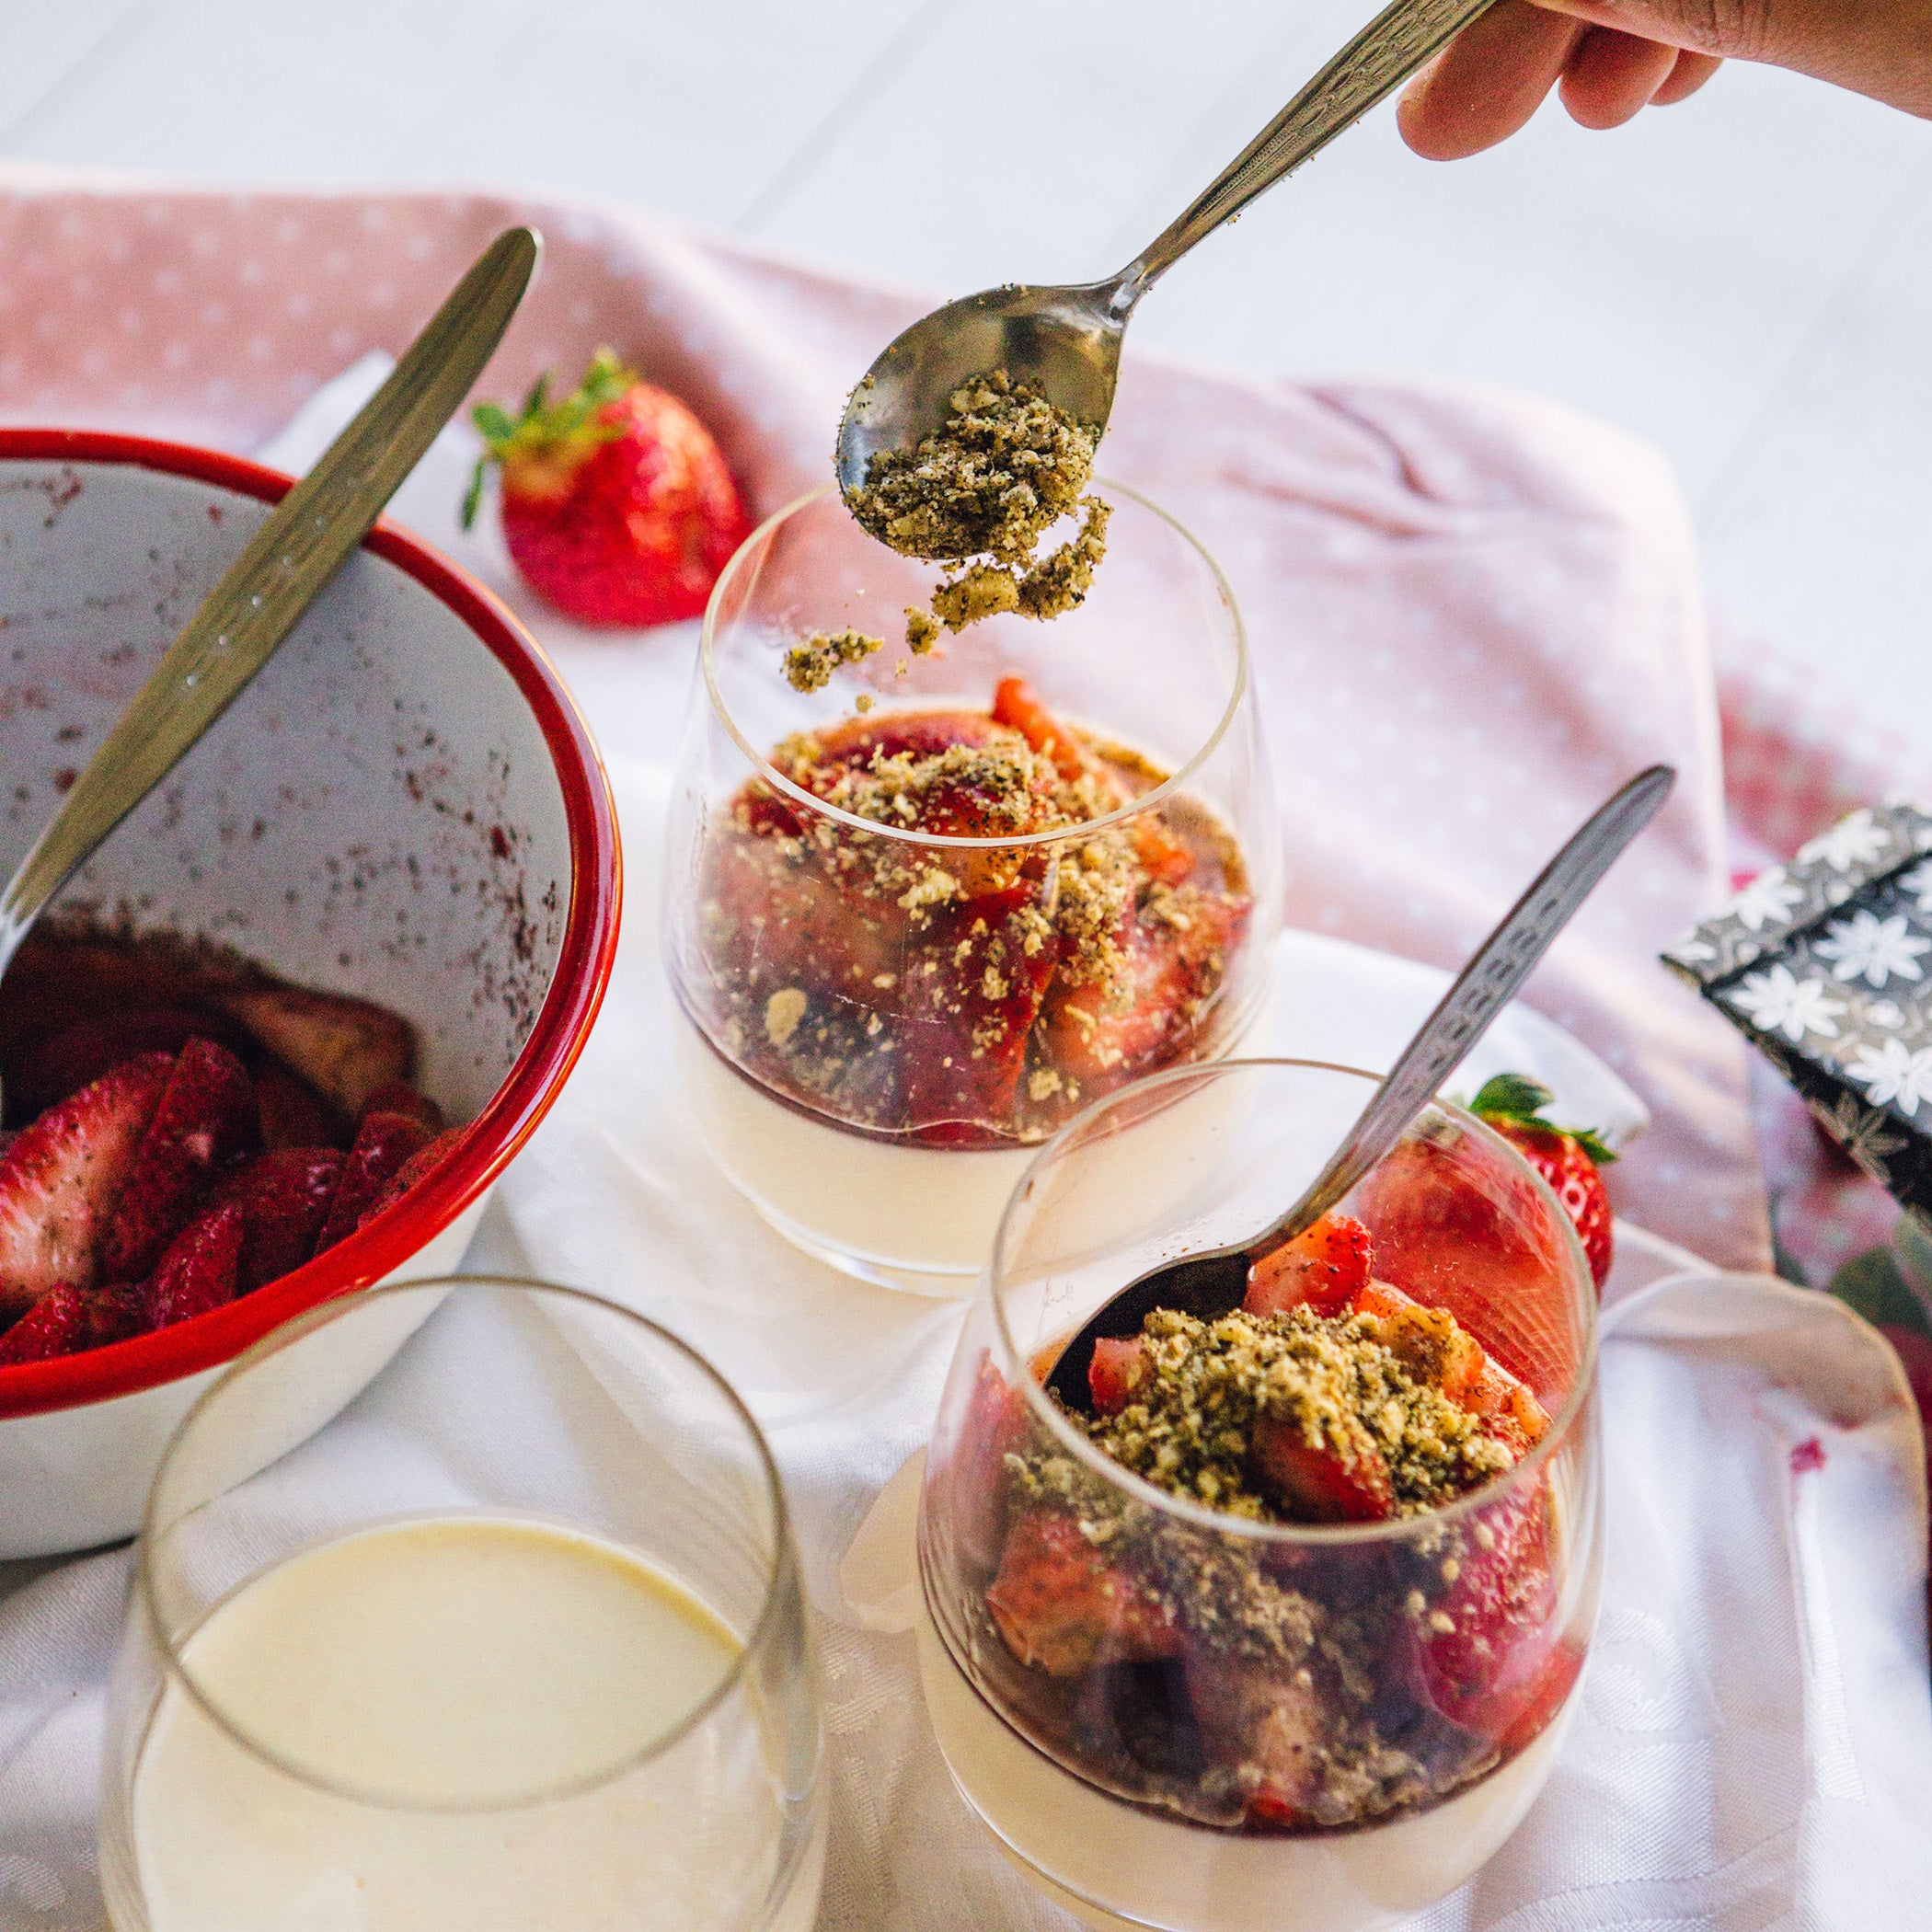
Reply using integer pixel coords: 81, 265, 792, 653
663, 482, 1280, 1292
99, 1277, 823, 1932
917, 1059, 1601, 1932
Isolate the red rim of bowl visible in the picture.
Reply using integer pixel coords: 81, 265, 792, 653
0, 428, 623, 1420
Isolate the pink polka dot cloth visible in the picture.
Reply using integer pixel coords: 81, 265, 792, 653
0, 165, 1869, 1278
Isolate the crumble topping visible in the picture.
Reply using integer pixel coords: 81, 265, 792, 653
1077, 1307, 1512, 1522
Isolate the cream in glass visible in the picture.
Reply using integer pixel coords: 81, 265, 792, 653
101, 1278, 823, 1932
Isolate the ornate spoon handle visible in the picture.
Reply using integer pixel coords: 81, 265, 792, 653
1121, 0, 1500, 298
1267, 764, 1676, 1244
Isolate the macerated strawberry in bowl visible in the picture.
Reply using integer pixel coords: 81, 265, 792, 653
0, 431, 617, 1559
917, 1060, 1600, 1932
0, 936, 465, 1368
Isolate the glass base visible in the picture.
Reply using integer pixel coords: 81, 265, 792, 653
917, 1605, 1575, 1932
741, 1190, 980, 1298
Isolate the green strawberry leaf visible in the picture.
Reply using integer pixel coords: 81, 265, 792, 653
1470, 1073, 1556, 1122
459, 456, 487, 533
470, 402, 516, 448
1469, 1072, 1616, 1165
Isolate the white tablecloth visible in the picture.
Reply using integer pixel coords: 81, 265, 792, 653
0, 364, 1927, 1932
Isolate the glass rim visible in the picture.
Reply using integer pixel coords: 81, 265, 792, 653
134, 1273, 799, 1815
697, 478, 1251, 852
987, 1055, 1601, 1547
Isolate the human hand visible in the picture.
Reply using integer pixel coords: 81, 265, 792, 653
1397, 0, 1932, 159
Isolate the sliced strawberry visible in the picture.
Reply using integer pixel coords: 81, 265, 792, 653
1409, 1482, 1560, 1738
1492, 1635, 1586, 1759
1039, 894, 1249, 1100
357, 1083, 443, 1135
1088, 1335, 1149, 1416
1183, 1651, 1328, 1828
217, 984, 415, 1119
1352, 1278, 1549, 1453
1245, 1212, 1374, 1318
144, 1203, 245, 1329
902, 885, 1060, 1138
210, 1147, 344, 1293
985, 1508, 1180, 1677
313, 1111, 433, 1255
1469, 1074, 1616, 1291
0, 1282, 90, 1364
1354, 1134, 1580, 1402
0, 1051, 173, 1319
356, 1127, 466, 1231
1249, 1416, 1394, 1524
811, 708, 1004, 771
6, 1004, 242, 1123
86, 1282, 151, 1348
955, 1351, 1035, 1572
700, 825, 904, 1018
101, 1038, 259, 1283
253, 1059, 343, 1152
991, 675, 1086, 782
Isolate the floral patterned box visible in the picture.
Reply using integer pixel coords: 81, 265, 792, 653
1662, 803, 1932, 1208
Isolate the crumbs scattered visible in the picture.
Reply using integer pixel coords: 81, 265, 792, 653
839, 370, 1111, 658
783, 627, 884, 695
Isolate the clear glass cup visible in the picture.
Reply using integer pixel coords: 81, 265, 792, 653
664, 481, 1281, 1294
99, 1277, 823, 1932
917, 1060, 1602, 1932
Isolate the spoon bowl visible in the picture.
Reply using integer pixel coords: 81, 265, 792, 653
833, 281, 1123, 499
835, 0, 1503, 502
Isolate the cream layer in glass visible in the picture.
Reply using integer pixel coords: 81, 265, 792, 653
675, 991, 1277, 1291
124, 1515, 824, 1932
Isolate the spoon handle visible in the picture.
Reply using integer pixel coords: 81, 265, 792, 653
1265, 764, 1675, 1247
0, 225, 541, 971
1121, 0, 1501, 299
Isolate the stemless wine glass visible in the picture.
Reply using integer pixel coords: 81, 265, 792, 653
99, 1277, 823, 1932
663, 481, 1281, 1294
917, 1060, 1602, 1932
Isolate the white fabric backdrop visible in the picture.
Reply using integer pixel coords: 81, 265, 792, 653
0, 362, 1927, 1932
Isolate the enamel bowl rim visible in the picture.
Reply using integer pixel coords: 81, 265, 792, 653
0, 427, 622, 1421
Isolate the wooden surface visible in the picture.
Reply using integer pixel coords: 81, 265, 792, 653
1, 0, 1927, 740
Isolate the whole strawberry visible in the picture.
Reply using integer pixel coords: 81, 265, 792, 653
463, 350, 749, 627
1469, 1074, 1616, 1292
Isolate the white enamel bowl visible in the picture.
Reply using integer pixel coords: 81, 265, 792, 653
0, 430, 621, 1558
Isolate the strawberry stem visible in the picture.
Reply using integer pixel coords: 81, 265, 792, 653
1469, 1072, 1616, 1166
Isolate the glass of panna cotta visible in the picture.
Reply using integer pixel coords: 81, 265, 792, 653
664, 482, 1281, 1294
917, 1058, 1602, 1932
99, 1277, 823, 1932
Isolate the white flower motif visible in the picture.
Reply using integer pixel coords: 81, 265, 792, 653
1848, 1038, 1932, 1115
1671, 936, 1718, 963
1898, 859, 1932, 914
1725, 965, 1846, 1042
1867, 999, 1905, 1029
1813, 909, 1931, 986
1726, 868, 1805, 933
1798, 808, 1891, 873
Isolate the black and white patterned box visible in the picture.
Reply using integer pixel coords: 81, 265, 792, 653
1662, 803, 1932, 1213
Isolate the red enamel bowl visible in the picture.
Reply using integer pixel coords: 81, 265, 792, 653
0, 430, 620, 1555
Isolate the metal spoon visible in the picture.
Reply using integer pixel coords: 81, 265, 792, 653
835, 0, 1501, 496
0, 226, 540, 1108
1042, 763, 1675, 1413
